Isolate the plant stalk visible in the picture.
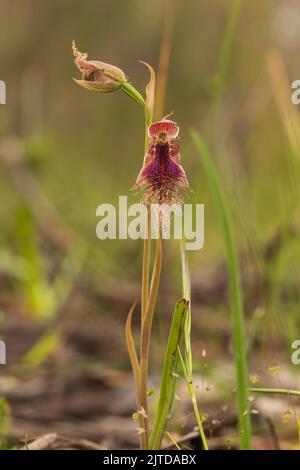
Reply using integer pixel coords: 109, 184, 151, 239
141, 210, 151, 319
140, 237, 162, 447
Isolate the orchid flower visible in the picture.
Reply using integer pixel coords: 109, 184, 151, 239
132, 119, 191, 206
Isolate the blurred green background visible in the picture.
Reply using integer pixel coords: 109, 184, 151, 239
1, 0, 300, 449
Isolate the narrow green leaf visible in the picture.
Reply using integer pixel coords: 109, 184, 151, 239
149, 299, 188, 450
191, 130, 251, 450
139, 61, 156, 150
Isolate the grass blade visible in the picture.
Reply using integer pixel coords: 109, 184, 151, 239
177, 346, 208, 450
249, 388, 300, 398
149, 298, 188, 450
191, 130, 251, 449
164, 431, 181, 450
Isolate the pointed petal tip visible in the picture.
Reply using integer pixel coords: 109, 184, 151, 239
138, 60, 156, 76
138, 59, 149, 66
162, 110, 174, 120
72, 77, 87, 87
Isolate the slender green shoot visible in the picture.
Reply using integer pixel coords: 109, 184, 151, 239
177, 346, 208, 450
165, 431, 181, 450
191, 130, 251, 449
180, 242, 192, 375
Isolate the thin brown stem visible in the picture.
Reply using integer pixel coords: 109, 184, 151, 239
125, 302, 147, 449
141, 210, 151, 319
140, 237, 162, 447
138, 62, 156, 449
139, 210, 151, 449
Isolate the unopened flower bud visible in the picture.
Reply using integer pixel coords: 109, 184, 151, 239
72, 40, 126, 92
72, 41, 145, 105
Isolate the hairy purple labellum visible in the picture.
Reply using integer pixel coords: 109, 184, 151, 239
132, 120, 191, 206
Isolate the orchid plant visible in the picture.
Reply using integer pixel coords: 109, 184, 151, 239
72, 41, 207, 450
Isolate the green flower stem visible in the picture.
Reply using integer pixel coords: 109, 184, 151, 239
121, 82, 145, 106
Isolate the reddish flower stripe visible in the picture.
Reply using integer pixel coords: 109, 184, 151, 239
148, 120, 179, 139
